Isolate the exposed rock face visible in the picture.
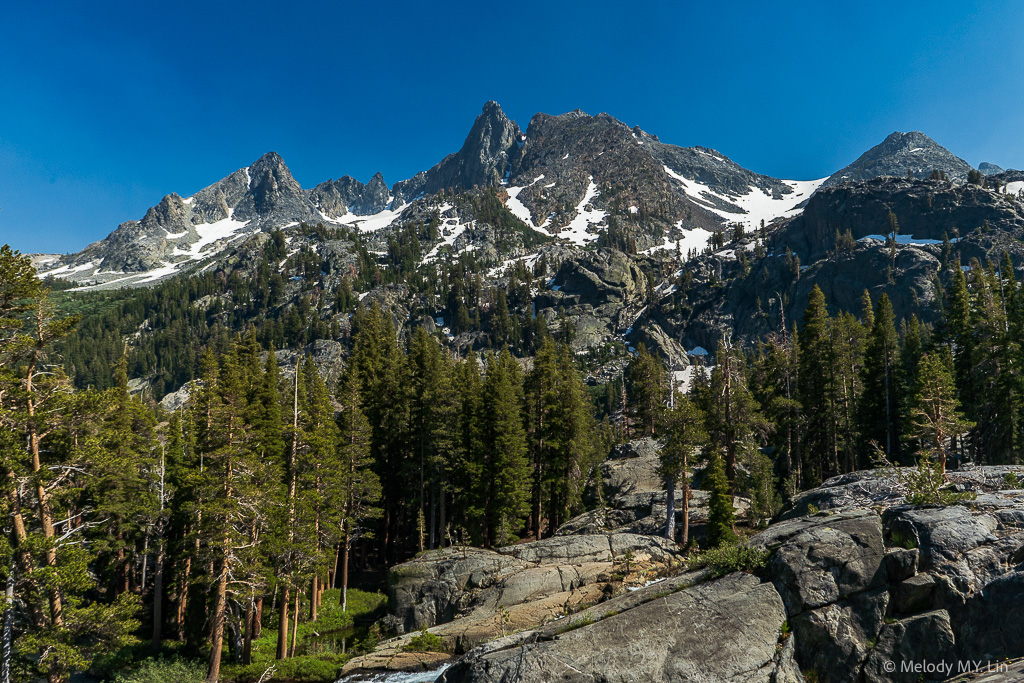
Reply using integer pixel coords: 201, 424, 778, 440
444, 572, 798, 683
310, 171, 391, 218
392, 101, 523, 204
823, 131, 974, 187
534, 249, 647, 351
979, 162, 1005, 176
781, 177, 1024, 260
386, 532, 680, 636
411, 467, 1024, 683
662, 175, 1024, 353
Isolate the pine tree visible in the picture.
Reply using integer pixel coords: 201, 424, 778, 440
408, 328, 459, 550
860, 293, 901, 462
658, 395, 707, 544
704, 448, 736, 547
626, 344, 664, 436
0, 246, 140, 683
799, 285, 834, 485
335, 366, 381, 611
479, 350, 530, 546
911, 351, 974, 472
545, 344, 598, 533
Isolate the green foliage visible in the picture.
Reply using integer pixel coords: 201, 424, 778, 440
690, 543, 770, 579
704, 448, 737, 547
899, 458, 977, 506
113, 657, 206, 683
554, 615, 595, 635
403, 628, 447, 653
1004, 471, 1023, 489
889, 529, 917, 550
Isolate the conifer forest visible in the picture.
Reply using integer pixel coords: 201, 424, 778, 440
3, 227, 1020, 682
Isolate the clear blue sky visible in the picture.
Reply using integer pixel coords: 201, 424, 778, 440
3, 1, 1023, 253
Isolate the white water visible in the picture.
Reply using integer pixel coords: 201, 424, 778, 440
336, 663, 451, 682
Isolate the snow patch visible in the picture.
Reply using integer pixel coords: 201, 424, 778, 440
858, 234, 951, 246
642, 221, 714, 258
333, 201, 407, 233
504, 175, 552, 235
172, 209, 249, 260
557, 177, 606, 245
664, 165, 826, 232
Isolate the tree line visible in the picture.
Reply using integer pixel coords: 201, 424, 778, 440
1, 246, 609, 682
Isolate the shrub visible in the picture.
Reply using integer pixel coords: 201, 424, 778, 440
554, 615, 595, 635
403, 628, 446, 653
113, 657, 206, 683
691, 543, 770, 579
900, 458, 975, 506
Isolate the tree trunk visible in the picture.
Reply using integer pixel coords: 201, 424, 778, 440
276, 585, 290, 660
681, 473, 691, 546
206, 557, 228, 683
288, 592, 301, 658
242, 594, 254, 666
254, 596, 263, 639
2, 560, 13, 683
341, 521, 351, 611
150, 539, 165, 651
310, 576, 318, 622
665, 472, 676, 542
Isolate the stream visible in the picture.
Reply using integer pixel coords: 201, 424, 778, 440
335, 663, 451, 682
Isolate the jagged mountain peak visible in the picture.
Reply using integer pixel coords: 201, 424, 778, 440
392, 102, 523, 204
823, 130, 974, 187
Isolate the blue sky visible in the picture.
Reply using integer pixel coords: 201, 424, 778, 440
3, 1, 1023, 253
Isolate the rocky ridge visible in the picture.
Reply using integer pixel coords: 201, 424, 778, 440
35, 101, 855, 290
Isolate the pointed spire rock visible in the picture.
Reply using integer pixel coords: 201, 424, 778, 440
392, 101, 522, 203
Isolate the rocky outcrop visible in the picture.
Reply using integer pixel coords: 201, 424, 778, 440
533, 249, 648, 352
310, 171, 391, 218
780, 177, 1024, 261
387, 533, 680, 637
444, 572, 799, 683
392, 101, 523, 205
406, 467, 1024, 683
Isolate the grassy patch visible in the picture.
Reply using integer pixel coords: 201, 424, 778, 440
553, 615, 595, 635
112, 656, 207, 683
222, 588, 386, 683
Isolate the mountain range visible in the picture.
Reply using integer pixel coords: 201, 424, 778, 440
34, 101, 999, 290
24, 102, 1024, 393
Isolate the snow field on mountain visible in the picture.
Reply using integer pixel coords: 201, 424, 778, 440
421, 203, 473, 263
558, 178, 606, 245
504, 175, 552, 234
172, 209, 249, 260
642, 221, 715, 258
332, 201, 408, 233
663, 165, 826, 232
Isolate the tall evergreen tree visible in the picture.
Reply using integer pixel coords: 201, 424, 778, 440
335, 366, 381, 611
658, 395, 707, 544
911, 351, 974, 472
626, 344, 664, 436
478, 350, 530, 546
859, 293, 901, 462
